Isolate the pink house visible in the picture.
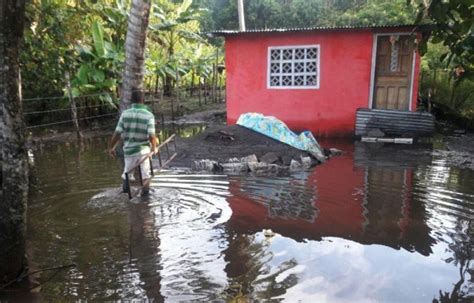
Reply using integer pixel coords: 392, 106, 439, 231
213, 25, 433, 137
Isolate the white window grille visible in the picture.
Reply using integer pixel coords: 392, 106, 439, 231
268, 45, 320, 89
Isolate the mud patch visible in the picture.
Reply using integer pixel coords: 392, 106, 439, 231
435, 132, 474, 170
171, 125, 330, 171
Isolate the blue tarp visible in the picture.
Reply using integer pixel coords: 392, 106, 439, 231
236, 113, 326, 162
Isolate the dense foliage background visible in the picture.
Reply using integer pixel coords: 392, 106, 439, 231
20, 0, 473, 127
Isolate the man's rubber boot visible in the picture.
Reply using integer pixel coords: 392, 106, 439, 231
122, 180, 130, 194
141, 187, 150, 197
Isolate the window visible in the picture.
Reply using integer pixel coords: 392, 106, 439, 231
268, 45, 320, 89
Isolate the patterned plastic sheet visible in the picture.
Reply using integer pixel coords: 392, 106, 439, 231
236, 113, 326, 162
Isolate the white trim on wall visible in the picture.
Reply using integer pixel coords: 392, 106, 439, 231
267, 44, 320, 89
368, 35, 378, 109
408, 49, 417, 111
368, 32, 417, 111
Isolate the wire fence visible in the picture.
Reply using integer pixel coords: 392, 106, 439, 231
26, 113, 118, 129
24, 103, 117, 115
23, 92, 119, 130
23, 86, 226, 132
23, 92, 111, 102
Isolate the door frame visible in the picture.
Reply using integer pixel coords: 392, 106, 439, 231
368, 32, 417, 111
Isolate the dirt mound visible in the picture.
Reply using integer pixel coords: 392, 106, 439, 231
172, 125, 317, 168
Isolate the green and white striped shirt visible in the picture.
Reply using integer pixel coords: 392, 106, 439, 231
115, 104, 156, 156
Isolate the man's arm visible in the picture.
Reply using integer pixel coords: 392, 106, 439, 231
149, 135, 157, 154
108, 132, 121, 158
147, 113, 157, 154
109, 115, 124, 158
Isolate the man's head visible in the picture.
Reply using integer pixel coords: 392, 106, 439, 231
131, 90, 144, 104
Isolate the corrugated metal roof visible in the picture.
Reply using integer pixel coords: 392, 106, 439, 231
355, 108, 435, 137
209, 24, 432, 36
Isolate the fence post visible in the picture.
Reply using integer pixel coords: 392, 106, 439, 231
218, 73, 222, 100
198, 77, 202, 107
175, 65, 180, 117
450, 82, 457, 108
190, 69, 195, 97
65, 71, 83, 139
213, 49, 219, 103
204, 78, 208, 104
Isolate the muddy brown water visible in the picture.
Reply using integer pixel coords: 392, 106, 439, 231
6, 135, 474, 302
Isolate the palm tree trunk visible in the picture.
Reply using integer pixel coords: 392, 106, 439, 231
120, 0, 151, 111
0, 0, 29, 284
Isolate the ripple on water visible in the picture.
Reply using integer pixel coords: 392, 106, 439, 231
24, 138, 474, 302
123, 174, 233, 301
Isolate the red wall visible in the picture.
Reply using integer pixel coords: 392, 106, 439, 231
225, 30, 420, 137
227, 149, 367, 241
412, 45, 421, 112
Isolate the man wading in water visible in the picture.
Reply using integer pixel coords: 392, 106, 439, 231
108, 90, 157, 196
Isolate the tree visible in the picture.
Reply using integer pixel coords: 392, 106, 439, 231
412, 0, 473, 81
21, 0, 90, 99
120, 0, 152, 111
0, 0, 29, 284
336, 0, 415, 27
201, 0, 417, 30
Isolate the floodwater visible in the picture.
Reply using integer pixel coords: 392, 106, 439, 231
14, 136, 474, 301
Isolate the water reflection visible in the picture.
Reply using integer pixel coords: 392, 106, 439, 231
227, 143, 436, 257
21, 137, 474, 301
224, 141, 473, 301
158, 124, 207, 141
434, 218, 473, 302
128, 202, 163, 301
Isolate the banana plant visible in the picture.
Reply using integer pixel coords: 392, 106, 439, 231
99, 0, 129, 46
72, 20, 123, 108
149, 0, 207, 95
150, 0, 207, 54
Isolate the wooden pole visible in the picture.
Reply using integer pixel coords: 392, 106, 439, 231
218, 73, 223, 101
428, 69, 438, 113
213, 49, 219, 102
160, 77, 164, 104
204, 78, 208, 104
150, 92, 155, 114
170, 91, 175, 121
175, 65, 180, 116
211, 65, 216, 103
65, 71, 83, 139
450, 81, 456, 108
209, 63, 216, 102
154, 74, 159, 95
198, 77, 202, 107
191, 69, 195, 97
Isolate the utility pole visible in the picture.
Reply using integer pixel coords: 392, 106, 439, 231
237, 0, 246, 31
